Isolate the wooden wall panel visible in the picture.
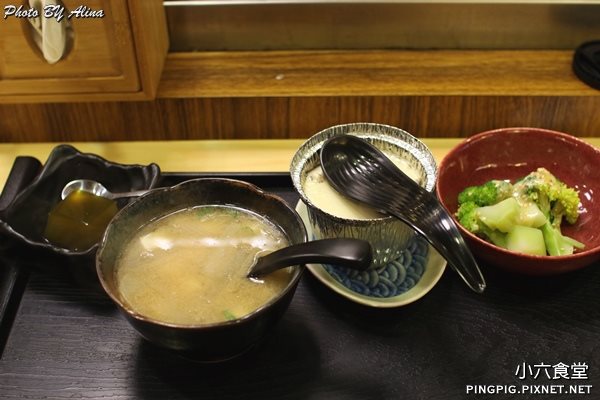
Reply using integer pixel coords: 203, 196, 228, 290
1, 50, 599, 141
0, 95, 599, 142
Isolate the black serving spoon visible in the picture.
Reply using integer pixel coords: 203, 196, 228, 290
320, 134, 486, 294
248, 238, 373, 278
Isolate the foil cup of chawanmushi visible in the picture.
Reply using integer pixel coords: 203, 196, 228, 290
290, 123, 437, 268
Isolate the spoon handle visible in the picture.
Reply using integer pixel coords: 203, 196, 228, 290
385, 196, 486, 294
248, 238, 373, 278
106, 189, 151, 200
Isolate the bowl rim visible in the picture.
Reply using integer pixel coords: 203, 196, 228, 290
436, 126, 600, 262
96, 177, 307, 330
290, 122, 438, 223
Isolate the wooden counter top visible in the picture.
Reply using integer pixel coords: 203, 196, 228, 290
2, 137, 599, 189
0, 138, 460, 188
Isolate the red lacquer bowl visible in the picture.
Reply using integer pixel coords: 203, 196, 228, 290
436, 127, 600, 275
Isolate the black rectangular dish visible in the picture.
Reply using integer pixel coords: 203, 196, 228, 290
1, 158, 600, 399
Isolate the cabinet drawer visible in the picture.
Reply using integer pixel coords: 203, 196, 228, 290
0, 0, 167, 102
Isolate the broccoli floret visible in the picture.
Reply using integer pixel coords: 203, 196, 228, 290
477, 197, 520, 233
456, 169, 584, 256
456, 201, 480, 232
457, 180, 513, 207
541, 221, 585, 256
516, 202, 547, 228
513, 167, 580, 227
511, 168, 584, 255
456, 201, 507, 248
506, 225, 546, 256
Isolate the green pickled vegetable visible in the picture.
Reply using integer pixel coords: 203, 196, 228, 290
455, 168, 584, 257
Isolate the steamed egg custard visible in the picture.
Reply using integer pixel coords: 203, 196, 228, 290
304, 151, 421, 219
115, 205, 292, 325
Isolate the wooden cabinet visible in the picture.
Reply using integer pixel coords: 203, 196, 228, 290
0, 0, 168, 103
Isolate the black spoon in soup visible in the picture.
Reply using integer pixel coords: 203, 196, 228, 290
248, 238, 373, 278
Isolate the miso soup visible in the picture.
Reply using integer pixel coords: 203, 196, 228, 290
115, 205, 292, 325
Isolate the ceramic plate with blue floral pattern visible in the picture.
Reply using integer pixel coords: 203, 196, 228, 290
297, 201, 446, 307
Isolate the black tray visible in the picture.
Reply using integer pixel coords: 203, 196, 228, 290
1, 160, 600, 399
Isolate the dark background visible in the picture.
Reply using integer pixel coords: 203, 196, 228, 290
0, 173, 598, 399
